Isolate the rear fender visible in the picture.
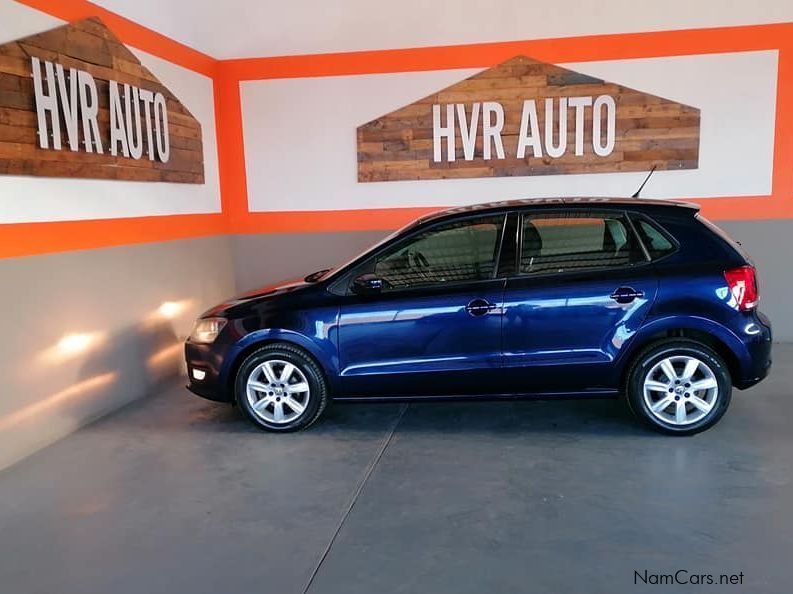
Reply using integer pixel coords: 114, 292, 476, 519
617, 315, 747, 376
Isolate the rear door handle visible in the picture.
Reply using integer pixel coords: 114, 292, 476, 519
465, 298, 496, 317
610, 287, 645, 304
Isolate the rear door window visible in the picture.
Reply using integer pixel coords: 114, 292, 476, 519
520, 211, 646, 275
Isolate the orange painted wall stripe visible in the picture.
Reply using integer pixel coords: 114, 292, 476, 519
214, 70, 249, 226
14, 0, 217, 77
224, 22, 793, 80
0, 214, 227, 259
228, 196, 789, 238
234, 208, 446, 235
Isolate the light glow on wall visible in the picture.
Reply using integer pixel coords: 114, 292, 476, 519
0, 372, 118, 434
37, 331, 106, 365
58, 333, 96, 354
146, 342, 184, 372
157, 300, 191, 319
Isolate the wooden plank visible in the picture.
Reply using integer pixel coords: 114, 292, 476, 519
0, 73, 22, 92
162, 171, 205, 184
0, 55, 30, 77
0, 106, 36, 127
0, 123, 34, 143
0, 89, 34, 111
0, 43, 27, 58
71, 17, 116, 41
452, 74, 548, 91
168, 122, 203, 141
169, 135, 203, 151
111, 55, 155, 81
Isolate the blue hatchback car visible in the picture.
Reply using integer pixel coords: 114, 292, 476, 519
185, 198, 772, 435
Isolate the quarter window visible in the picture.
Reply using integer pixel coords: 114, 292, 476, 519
520, 212, 644, 274
373, 215, 505, 289
634, 218, 675, 260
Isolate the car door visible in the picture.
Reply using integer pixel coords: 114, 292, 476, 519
501, 209, 659, 393
337, 213, 508, 397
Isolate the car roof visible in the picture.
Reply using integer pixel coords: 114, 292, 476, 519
415, 197, 700, 225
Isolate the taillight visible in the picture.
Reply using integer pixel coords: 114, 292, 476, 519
724, 265, 759, 311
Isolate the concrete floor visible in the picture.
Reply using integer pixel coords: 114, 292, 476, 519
1, 347, 792, 594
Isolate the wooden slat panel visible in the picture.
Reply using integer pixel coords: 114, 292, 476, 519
0, 18, 204, 184
0, 54, 31, 77
0, 42, 27, 58
4, 158, 203, 183
358, 55, 700, 182
0, 106, 36, 127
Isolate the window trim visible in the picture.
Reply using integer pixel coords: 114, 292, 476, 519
624, 213, 652, 262
496, 212, 519, 278
514, 208, 651, 279
342, 211, 509, 295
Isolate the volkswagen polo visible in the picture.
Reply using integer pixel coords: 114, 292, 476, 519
185, 198, 772, 435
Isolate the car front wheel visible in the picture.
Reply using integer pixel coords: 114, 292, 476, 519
235, 344, 328, 432
626, 339, 732, 435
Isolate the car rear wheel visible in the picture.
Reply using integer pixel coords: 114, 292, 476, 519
626, 339, 732, 435
235, 343, 328, 432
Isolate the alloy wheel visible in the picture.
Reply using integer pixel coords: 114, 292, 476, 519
246, 359, 310, 424
642, 355, 719, 426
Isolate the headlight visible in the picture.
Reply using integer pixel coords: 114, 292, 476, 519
189, 317, 227, 344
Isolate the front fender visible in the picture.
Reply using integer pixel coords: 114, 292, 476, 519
219, 328, 340, 394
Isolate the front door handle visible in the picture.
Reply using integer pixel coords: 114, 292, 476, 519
465, 298, 496, 317
610, 287, 645, 304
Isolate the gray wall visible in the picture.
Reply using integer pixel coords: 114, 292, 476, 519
0, 236, 235, 470
232, 220, 791, 340
2, 219, 783, 470
720, 220, 789, 339
231, 231, 389, 293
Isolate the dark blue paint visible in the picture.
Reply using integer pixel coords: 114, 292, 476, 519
338, 279, 505, 396
185, 198, 772, 403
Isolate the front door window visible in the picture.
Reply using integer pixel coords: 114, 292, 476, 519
373, 215, 506, 290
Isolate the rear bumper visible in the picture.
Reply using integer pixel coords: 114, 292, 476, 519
734, 310, 772, 389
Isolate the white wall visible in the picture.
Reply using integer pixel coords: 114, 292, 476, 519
241, 51, 777, 212
0, 1, 221, 224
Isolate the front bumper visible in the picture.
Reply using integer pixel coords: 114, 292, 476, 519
185, 340, 233, 402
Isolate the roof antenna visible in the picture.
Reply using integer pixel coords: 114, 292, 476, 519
631, 165, 657, 198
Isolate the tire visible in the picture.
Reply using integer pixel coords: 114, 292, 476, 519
625, 339, 732, 436
235, 343, 329, 432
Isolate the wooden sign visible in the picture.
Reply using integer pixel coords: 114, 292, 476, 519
357, 56, 700, 182
0, 17, 204, 183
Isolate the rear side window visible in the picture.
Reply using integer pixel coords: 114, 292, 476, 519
520, 212, 645, 275
633, 218, 676, 260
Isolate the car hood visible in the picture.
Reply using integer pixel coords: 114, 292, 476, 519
200, 277, 313, 317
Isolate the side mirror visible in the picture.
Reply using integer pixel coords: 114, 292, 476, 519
351, 273, 387, 295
